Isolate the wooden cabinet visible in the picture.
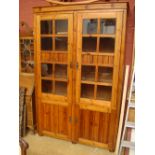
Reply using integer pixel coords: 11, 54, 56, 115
20, 36, 34, 73
33, 2, 127, 151
19, 74, 36, 131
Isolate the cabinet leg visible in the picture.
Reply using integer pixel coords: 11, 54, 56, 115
37, 130, 43, 136
72, 141, 77, 144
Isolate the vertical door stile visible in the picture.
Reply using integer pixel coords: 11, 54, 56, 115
75, 11, 125, 150
68, 14, 74, 140
37, 13, 74, 140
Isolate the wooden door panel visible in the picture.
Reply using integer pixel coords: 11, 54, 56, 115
79, 110, 109, 144
40, 103, 69, 138
75, 11, 124, 150
35, 13, 73, 140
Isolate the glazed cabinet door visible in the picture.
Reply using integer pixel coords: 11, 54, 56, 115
35, 13, 73, 140
74, 11, 124, 150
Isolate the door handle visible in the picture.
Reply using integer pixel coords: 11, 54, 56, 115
76, 62, 79, 70
70, 62, 73, 68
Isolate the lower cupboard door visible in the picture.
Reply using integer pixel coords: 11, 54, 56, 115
74, 11, 124, 151
36, 13, 74, 140
40, 103, 71, 140
78, 109, 110, 149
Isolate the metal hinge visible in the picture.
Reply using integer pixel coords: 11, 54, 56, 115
69, 116, 72, 123
70, 62, 79, 70
69, 116, 78, 124
70, 62, 73, 68
76, 62, 79, 70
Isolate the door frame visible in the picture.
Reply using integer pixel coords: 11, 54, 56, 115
71, 10, 127, 151
34, 12, 74, 140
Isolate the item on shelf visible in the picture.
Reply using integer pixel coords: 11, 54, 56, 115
20, 37, 34, 73
87, 19, 97, 34
101, 19, 116, 34
41, 64, 48, 76
105, 20, 115, 34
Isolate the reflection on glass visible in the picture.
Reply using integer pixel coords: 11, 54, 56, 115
41, 20, 53, 34
55, 64, 67, 79
55, 37, 68, 51
98, 67, 113, 83
55, 20, 68, 34
81, 66, 95, 81
100, 19, 116, 34
82, 37, 97, 52
96, 86, 112, 101
41, 64, 53, 77
99, 38, 115, 53
41, 37, 53, 50
83, 19, 97, 34
42, 80, 53, 93
81, 84, 94, 99
55, 81, 67, 96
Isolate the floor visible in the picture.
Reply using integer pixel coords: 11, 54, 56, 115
24, 132, 115, 155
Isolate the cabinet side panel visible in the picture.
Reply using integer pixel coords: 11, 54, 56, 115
108, 10, 127, 151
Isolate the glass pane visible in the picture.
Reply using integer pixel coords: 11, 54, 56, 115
83, 19, 97, 34
96, 86, 112, 101
55, 64, 67, 79
82, 37, 97, 52
41, 64, 53, 77
81, 84, 94, 99
55, 37, 68, 51
41, 37, 52, 50
42, 80, 53, 93
55, 20, 68, 34
99, 38, 115, 53
41, 20, 53, 34
55, 81, 67, 96
81, 66, 95, 81
100, 19, 116, 34
98, 67, 113, 83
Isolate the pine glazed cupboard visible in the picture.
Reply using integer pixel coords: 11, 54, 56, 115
33, 2, 127, 151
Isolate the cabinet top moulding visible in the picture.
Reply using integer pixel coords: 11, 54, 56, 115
33, 3, 127, 14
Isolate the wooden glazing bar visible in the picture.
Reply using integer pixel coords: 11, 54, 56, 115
53, 20, 56, 51
53, 64, 55, 93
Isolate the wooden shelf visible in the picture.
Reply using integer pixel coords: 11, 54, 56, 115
81, 63, 96, 66
82, 34, 115, 38
41, 77, 67, 82
82, 52, 114, 56
81, 80, 112, 86
55, 78, 67, 82
41, 77, 53, 80
41, 34, 68, 37
41, 50, 68, 53
97, 64, 114, 67
41, 61, 68, 65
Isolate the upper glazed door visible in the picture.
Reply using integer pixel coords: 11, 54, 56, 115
36, 13, 73, 139
76, 12, 123, 112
